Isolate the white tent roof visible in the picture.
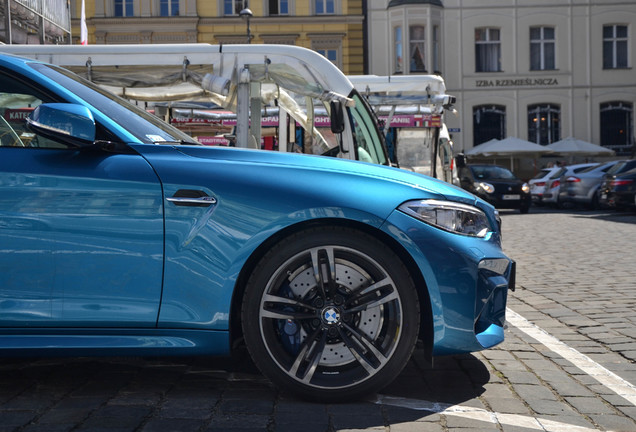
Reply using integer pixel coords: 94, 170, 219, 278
546, 137, 615, 156
466, 137, 554, 157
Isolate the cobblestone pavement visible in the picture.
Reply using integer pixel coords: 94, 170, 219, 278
1, 208, 635, 432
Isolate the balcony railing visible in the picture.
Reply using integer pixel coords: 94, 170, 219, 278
12, 0, 71, 32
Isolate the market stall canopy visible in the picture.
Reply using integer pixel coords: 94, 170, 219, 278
466, 137, 554, 157
546, 137, 615, 156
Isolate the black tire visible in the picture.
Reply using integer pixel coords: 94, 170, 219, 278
590, 191, 599, 210
520, 205, 530, 214
241, 227, 420, 402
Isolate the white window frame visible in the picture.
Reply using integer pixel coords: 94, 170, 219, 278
265, 0, 291, 15
113, 0, 135, 17
223, 0, 247, 16
475, 28, 501, 72
433, 25, 440, 73
311, 35, 343, 69
530, 26, 556, 71
409, 25, 426, 73
394, 26, 403, 74
157, 0, 180, 16
603, 24, 629, 69
314, 0, 336, 15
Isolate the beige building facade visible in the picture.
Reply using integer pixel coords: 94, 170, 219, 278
69, 0, 365, 75
367, 0, 636, 158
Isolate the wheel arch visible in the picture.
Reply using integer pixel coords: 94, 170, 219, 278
228, 218, 434, 363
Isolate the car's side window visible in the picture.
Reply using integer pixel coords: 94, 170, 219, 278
0, 72, 72, 149
0, 115, 23, 147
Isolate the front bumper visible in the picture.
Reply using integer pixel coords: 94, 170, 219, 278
382, 210, 515, 356
478, 192, 531, 210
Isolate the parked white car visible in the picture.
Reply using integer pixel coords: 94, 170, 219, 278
529, 167, 563, 205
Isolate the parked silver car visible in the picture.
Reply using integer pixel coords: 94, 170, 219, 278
558, 161, 621, 209
542, 163, 599, 207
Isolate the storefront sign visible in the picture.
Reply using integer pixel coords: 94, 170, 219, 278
476, 78, 559, 88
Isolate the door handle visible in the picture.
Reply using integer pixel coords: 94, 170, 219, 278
166, 190, 217, 207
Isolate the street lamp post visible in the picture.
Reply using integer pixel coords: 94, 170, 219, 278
239, 8, 253, 44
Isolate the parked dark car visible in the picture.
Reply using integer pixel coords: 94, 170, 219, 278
558, 161, 621, 209
598, 166, 636, 210
458, 164, 531, 213
598, 160, 636, 209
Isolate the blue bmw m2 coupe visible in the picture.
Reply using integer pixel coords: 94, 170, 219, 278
0, 52, 514, 401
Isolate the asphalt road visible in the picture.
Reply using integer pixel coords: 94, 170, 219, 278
1, 207, 635, 432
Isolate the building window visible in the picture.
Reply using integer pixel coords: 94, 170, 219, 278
473, 105, 506, 146
268, 0, 289, 15
475, 28, 501, 72
603, 25, 628, 69
409, 25, 426, 73
317, 48, 338, 65
394, 26, 403, 74
433, 25, 440, 73
224, 0, 247, 15
114, 0, 134, 17
601, 102, 634, 155
160, 0, 179, 16
530, 26, 555, 70
528, 104, 560, 145
314, 0, 334, 15
312, 36, 342, 69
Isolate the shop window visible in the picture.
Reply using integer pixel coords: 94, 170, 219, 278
528, 104, 560, 145
601, 101, 634, 155
473, 105, 506, 145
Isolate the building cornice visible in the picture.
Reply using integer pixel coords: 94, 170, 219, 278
199, 15, 363, 26
388, 0, 443, 8
91, 16, 199, 30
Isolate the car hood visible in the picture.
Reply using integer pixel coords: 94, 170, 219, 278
174, 145, 478, 203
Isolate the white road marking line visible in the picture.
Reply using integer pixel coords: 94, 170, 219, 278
507, 308, 636, 406
375, 395, 603, 432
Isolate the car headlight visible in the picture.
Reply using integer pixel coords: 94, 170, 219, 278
522, 182, 530, 193
475, 182, 495, 194
399, 199, 493, 237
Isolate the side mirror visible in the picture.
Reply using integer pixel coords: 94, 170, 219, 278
27, 103, 96, 147
455, 153, 467, 169
330, 100, 345, 134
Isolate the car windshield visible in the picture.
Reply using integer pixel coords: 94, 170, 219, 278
531, 169, 552, 180
470, 165, 517, 180
579, 164, 602, 173
550, 168, 566, 179
30, 63, 199, 145
606, 160, 636, 175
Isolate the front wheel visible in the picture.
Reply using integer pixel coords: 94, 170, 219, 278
241, 227, 420, 402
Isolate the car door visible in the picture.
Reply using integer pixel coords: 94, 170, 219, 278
0, 69, 164, 327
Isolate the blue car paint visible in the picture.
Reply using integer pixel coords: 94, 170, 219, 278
0, 53, 513, 359
0, 147, 164, 327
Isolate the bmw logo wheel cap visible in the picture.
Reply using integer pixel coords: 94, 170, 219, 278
322, 307, 341, 325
